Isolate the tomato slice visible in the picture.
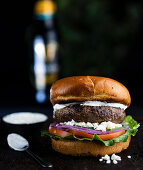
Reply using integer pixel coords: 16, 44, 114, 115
49, 127, 125, 140
69, 129, 94, 139
98, 130, 125, 140
49, 126, 72, 138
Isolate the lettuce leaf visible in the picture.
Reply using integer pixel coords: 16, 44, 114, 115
123, 115, 140, 131
41, 115, 140, 146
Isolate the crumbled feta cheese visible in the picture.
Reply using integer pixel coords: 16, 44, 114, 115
99, 154, 122, 164
99, 158, 103, 162
102, 154, 110, 160
61, 120, 122, 132
111, 154, 121, 161
107, 122, 116, 129
71, 119, 75, 123
66, 121, 74, 126
111, 154, 116, 160
96, 125, 106, 131
115, 124, 122, 128
127, 155, 131, 159
81, 122, 86, 126
101, 121, 122, 130
93, 123, 98, 129
86, 122, 94, 127
106, 160, 111, 164
113, 160, 118, 164
116, 157, 121, 161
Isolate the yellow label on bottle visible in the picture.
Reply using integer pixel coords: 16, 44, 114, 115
34, 0, 56, 15
46, 40, 58, 62
46, 73, 58, 84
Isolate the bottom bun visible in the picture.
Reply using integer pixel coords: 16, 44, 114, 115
51, 136, 131, 156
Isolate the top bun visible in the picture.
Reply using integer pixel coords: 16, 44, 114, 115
50, 76, 131, 106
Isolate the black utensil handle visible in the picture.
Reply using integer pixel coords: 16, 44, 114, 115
26, 149, 53, 168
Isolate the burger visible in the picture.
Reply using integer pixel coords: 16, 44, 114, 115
42, 76, 140, 156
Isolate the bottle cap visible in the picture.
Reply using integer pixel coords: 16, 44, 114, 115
34, 0, 56, 15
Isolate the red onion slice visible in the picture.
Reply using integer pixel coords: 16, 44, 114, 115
50, 123, 129, 135
121, 122, 128, 125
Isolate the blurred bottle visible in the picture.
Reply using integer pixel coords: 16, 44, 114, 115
27, 0, 59, 103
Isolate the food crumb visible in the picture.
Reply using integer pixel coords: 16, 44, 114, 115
106, 160, 111, 164
127, 155, 131, 159
111, 154, 121, 161
113, 160, 118, 164
99, 153, 122, 164
99, 158, 103, 162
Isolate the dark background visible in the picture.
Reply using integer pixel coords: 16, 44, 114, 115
0, 0, 143, 116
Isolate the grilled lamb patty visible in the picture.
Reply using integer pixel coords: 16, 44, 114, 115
53, 104, 126, 124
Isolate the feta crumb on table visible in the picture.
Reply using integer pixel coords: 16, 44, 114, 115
99, 158, 103, 162
113, 160, 118, 164
99, 153, 123, 164
106, 160, 111, 164
102, 154, 110, 160
111, 154, 121, 161
99, 154, 131, 164
127, 155, 131, 159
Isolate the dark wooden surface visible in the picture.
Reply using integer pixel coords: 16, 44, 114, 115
0, 117, 142, 170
